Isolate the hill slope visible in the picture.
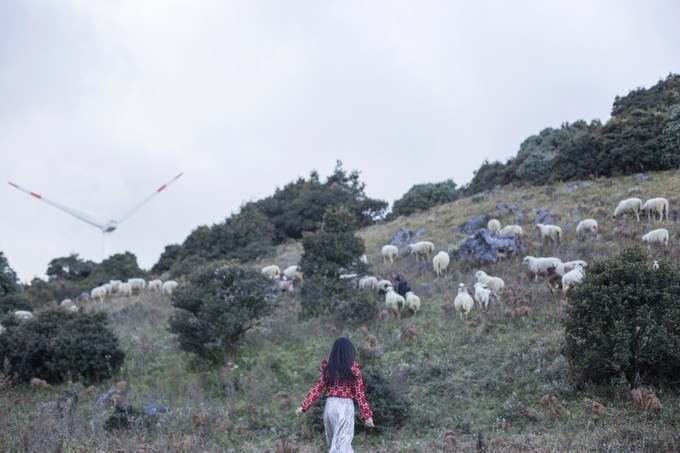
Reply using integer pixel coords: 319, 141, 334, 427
2, 171, 679, 452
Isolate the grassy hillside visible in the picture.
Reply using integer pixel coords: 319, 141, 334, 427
2, 171, 680, 452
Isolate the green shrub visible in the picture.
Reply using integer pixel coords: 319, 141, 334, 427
334, 291, 380, 328
562, 247, 680, 385
0, 308, 125, 384
168, 263, 277, 365
0, 293, 32, 314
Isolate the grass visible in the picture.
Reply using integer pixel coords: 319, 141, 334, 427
2, 171, 680, 451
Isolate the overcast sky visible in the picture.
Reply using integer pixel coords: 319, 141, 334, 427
1, 0, 679, 283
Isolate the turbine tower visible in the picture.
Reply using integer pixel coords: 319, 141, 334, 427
8, 172, 183, 260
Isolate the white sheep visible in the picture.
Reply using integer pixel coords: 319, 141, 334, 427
128, 278, 146, 293
14, 310, 34, 320
474, 270, 505, 293
359, 276, 379, 291
641, 198, 669, 222
535, 223, 562, 245
148, 279, 163, 292
612, 197, 642, 222
0, 323, 5, 335
499, 224, 524, 237
261, 265, 281, 279
91, 285, 107, 303
60, 299, 78, 312
576, 219, 599, 239
404, 291, 421, 315
377, 279, 393, 294
473, 282, 497, 311
118, 282, 132, 297
408, 241, 435, 261
381, 245, 399, 264
562, 263, 585, 291
487, 219, 502, 233
283, 265, 303, 281
109, 280, 122, 293
523, 256, 562, 282
454, 283, 474, 321
432, 251, 451, 278
162, 280, 179, 298
276, 277, 295, 294
384, 287, 405, 319
642, 228, 669, 246
555, 260, 587, 276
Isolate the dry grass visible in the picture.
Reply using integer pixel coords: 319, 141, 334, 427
2, 170, 680, 451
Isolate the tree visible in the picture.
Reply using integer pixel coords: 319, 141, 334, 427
299, 206, 368, 318
563, 247, 680, 385
168, 263, 277, 365
390, 180, 461, 218
0, 251, 19, 297
88, 252, 145, 284
46, 254, 95, 281
0, 308, 125, 384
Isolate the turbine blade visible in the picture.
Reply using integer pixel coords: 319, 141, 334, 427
116, 172, 183, 224
8, 181, 106, 230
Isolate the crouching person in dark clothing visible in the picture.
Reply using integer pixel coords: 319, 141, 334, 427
395, 275, 411, 298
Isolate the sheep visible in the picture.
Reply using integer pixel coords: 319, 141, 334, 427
562, 263, 585, 292
127, 278, 146, 293
148, 279, 163, 292
642, 228, 669, 246
381, 245, 399, 264
276, 277, 295, 294
473, 282, 498, 310
384, 288, 405, 319
359, 254, 368, 264
404, 291, 421, 315
523, 256, 562, 282
109, 280, 122, 293
641, 198, 669, 222
535, 223, 562, 245
162, 280, 179, 298
359, 276, 379, 291
283, 265, 303, 281
612, 197, 642, 222
432, 251, 451, 278
407, 241, 435, 262
60, 299, 78, 312
118, 282, 132, 297
454, 283, 474, 321
487, 219, 502, 233
554, 260, 587, 276
499, 224, 524, 237
474, 270, 505, 293
261, 265, 281, 279
91, 285, 107, 303
576, 219, 599, 239
14, 310, 34, 320
0, 323, 5, 335
377, 279, 393, 296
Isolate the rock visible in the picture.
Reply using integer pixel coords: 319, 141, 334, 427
456, 214, 488, 234
535, 208, 558, 225
455, 229, 525, 263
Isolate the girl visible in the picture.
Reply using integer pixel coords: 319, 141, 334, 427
296, 337, 374, 452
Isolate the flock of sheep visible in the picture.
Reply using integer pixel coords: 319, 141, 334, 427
254, 195, 671, 324
0, 278, 180, 332
90, 278, 179, 303
368, 196, 670, 322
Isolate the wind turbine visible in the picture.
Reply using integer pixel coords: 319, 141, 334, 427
8, 172, 183, 260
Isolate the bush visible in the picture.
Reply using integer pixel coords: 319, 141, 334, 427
562, 247, 680, 385
0, 308, 125, 384
390, 179, 461, 218
0, 293, 32, 314
168, 263, 277, 365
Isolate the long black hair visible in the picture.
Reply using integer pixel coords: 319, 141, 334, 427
324, 337, 357, 384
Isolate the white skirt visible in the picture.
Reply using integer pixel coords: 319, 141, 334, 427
323, 397, 356, 453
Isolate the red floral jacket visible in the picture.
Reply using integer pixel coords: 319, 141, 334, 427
301, 359, 373, 421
